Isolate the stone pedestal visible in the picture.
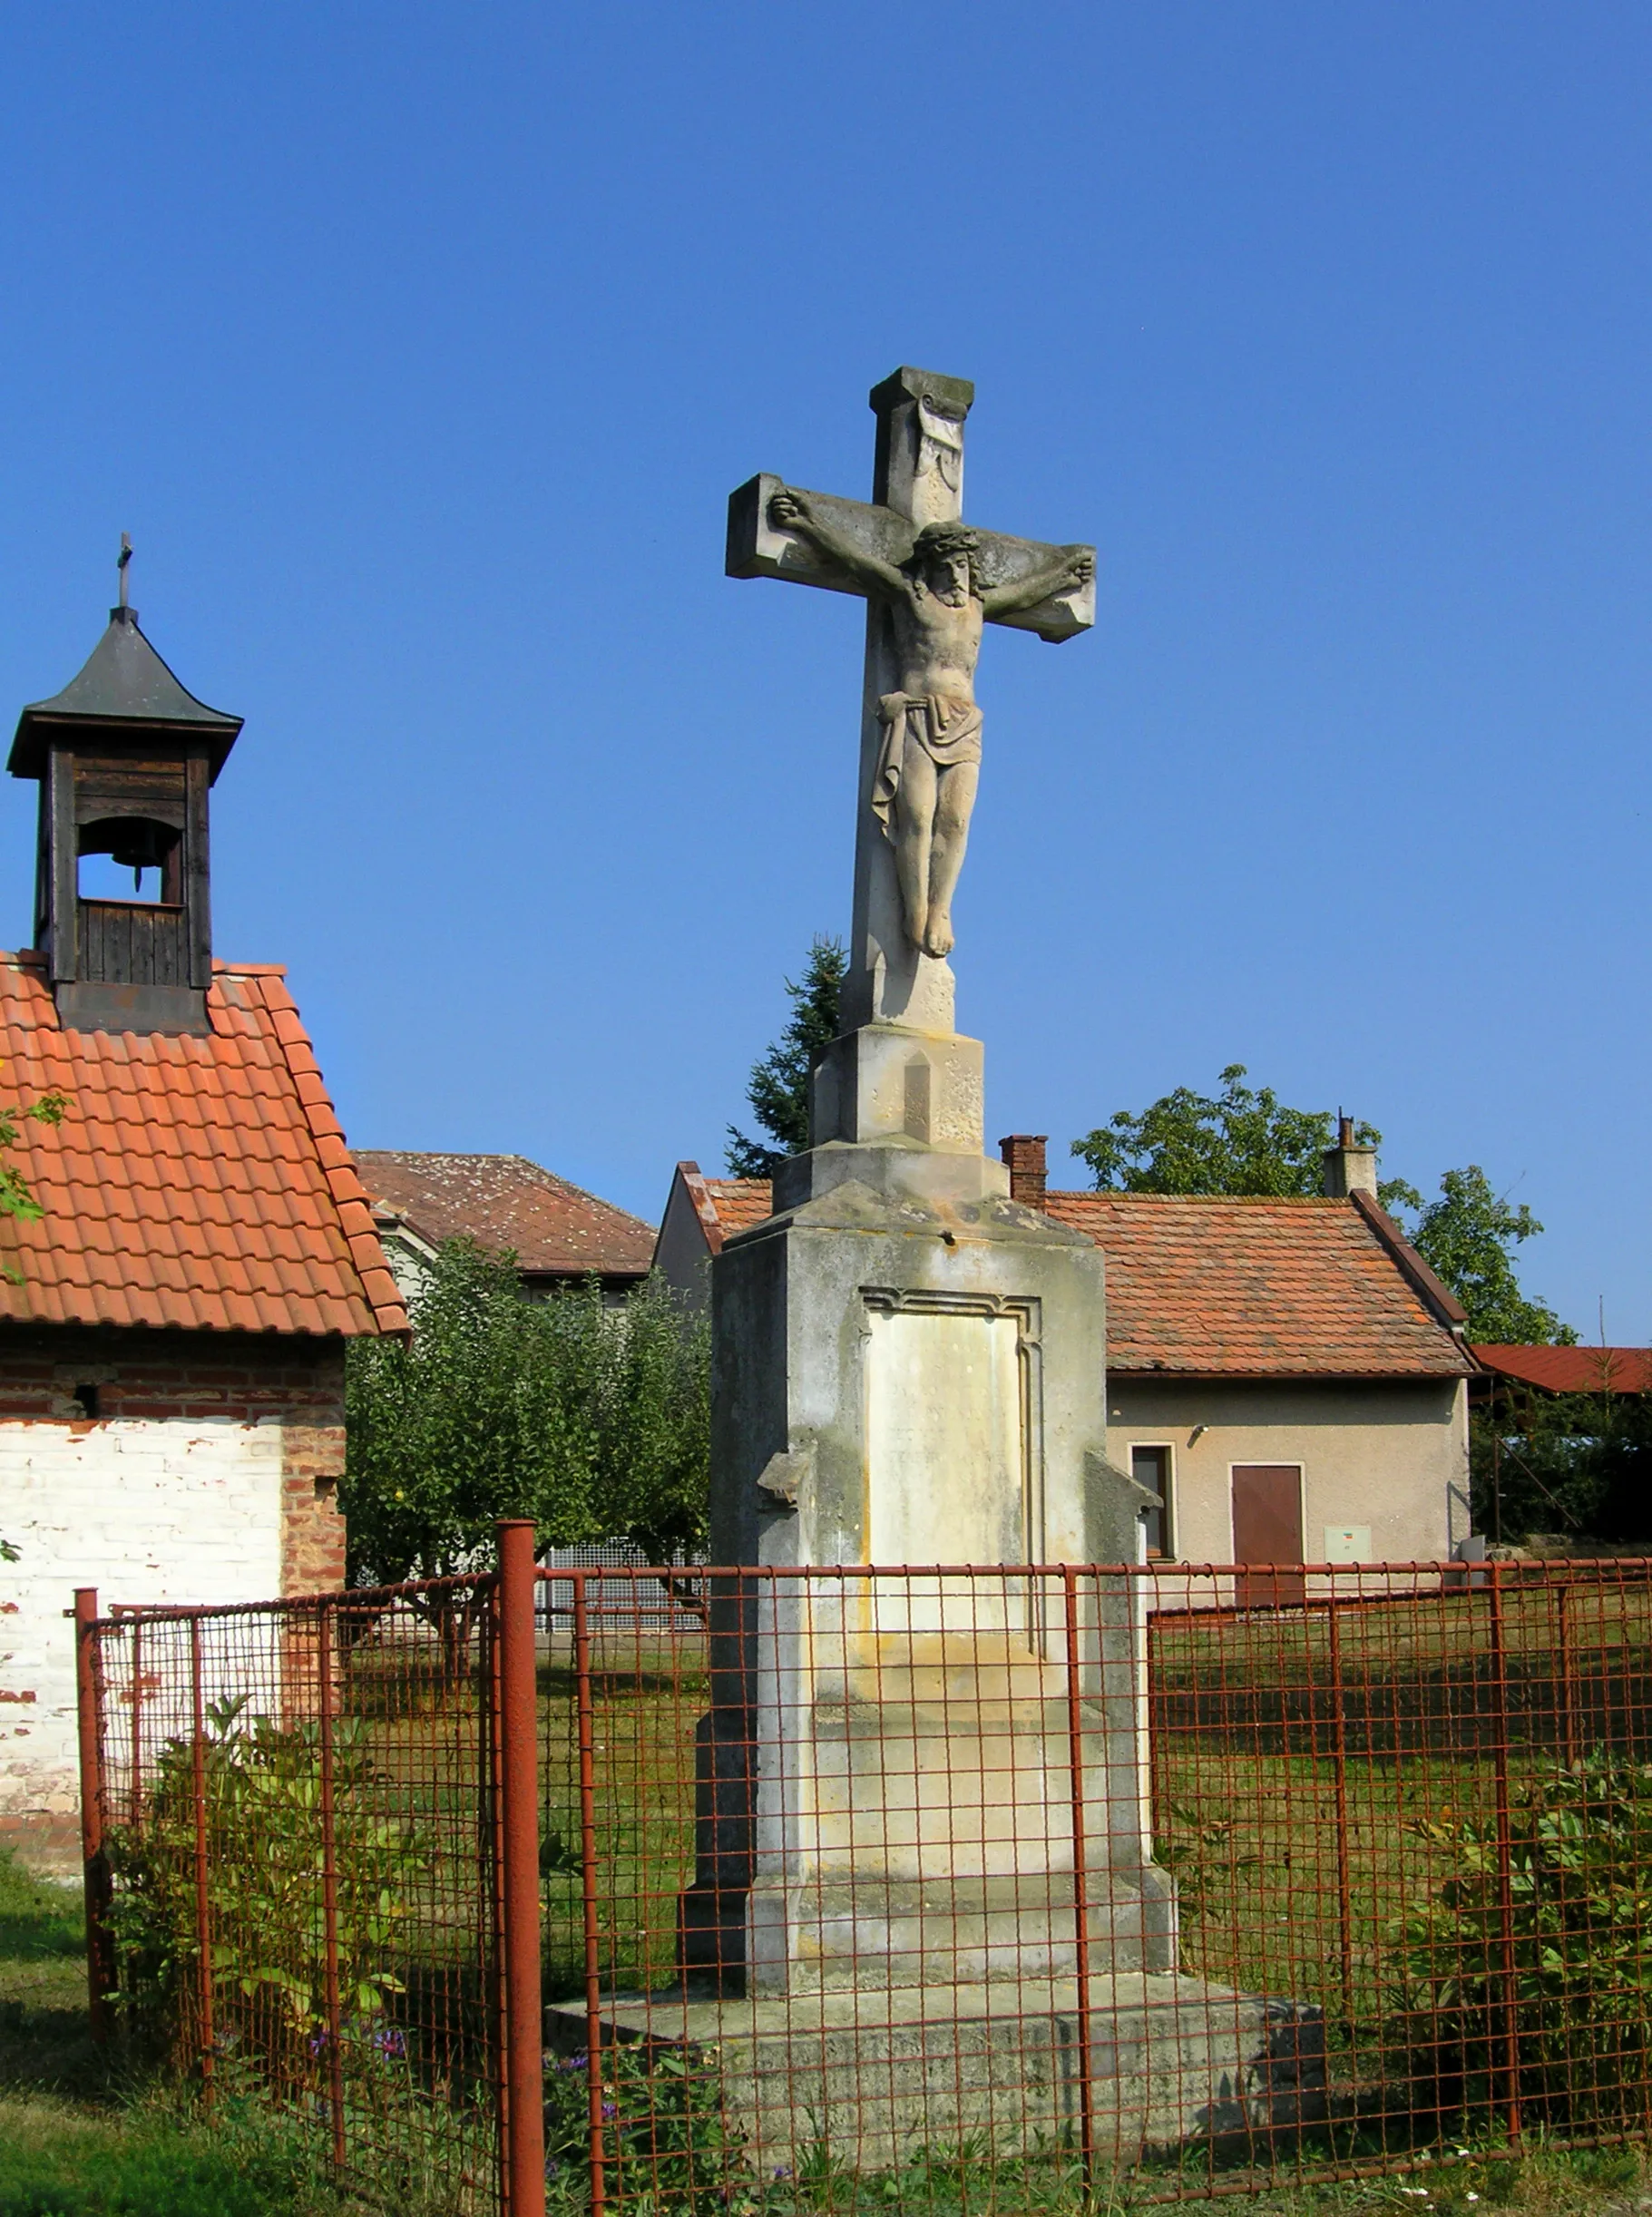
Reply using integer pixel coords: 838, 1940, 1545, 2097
578, 1022, 1315, 2165
624, 1011, 1316, 2165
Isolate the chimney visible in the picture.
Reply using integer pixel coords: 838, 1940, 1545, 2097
1323, 1114, 1379, 1198
999, 1133, 1048, 1207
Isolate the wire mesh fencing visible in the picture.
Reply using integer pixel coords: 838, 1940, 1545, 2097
83, 1568, 511, 2213
78, 1551, 1652, 2216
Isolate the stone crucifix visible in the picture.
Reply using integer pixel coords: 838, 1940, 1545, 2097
728, 367, 1095, 1038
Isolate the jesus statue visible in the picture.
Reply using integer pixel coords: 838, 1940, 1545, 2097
767, 487, 1094, 959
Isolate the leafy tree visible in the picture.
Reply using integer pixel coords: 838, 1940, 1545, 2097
726, 936, 846, 1177
1072, 1063, 1414, 1210
1404, 1166, 1574, 1347
343, 1243, 709, 1614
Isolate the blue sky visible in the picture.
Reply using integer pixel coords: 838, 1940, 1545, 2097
0, 6, 1647, 1336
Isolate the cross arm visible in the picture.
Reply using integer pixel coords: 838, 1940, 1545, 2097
727, 476, 905, 604
727, 474, 1096, 643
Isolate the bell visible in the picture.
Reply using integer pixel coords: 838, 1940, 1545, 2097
107, 821, 171, 892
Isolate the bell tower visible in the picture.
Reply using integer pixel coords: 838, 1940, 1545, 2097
7, 546, 242, 1035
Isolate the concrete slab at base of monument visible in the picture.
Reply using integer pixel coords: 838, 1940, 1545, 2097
546, 1978, 1329, 2172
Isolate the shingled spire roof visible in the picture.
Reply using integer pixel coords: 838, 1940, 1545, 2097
8, 605, 242, 781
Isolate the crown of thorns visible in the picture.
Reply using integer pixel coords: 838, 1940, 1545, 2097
904, 521, 982, 579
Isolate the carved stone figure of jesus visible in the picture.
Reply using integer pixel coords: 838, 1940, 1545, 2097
768, 487, 1095, 958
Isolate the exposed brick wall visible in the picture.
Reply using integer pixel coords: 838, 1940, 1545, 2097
281, 1423, 347, 1594
0, 1328, 349, 1867
0, 1327, 345, 1426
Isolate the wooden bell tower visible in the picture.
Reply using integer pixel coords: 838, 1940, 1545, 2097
7, 554, 242, 1035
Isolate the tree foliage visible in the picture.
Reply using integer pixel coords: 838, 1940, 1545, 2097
343, 1242, 709, 1588
1073, 1065, 1572, 1343
725, 935, 846, 1177
1072, 1063, 1413, 1210
1404, 1165, 1573, 1346
1471, 1374, 1652, 1541
0, 1084, 67, 1254
0, 1078, 67, 1558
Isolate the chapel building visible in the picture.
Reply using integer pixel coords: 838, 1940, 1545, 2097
0, 582, 406, 1862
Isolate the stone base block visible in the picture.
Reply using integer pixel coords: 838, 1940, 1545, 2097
771, 1138, 1011, 1211
746, 1870, 1176, 1994
809, 1025, 990, 1157
546, 1975, 1326, 2172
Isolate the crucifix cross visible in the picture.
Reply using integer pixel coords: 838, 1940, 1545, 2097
728, 366, 1094, 1038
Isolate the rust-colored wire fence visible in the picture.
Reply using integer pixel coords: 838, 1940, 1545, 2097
77, 1545, 1652, 2214
81, 1558, 513, 2213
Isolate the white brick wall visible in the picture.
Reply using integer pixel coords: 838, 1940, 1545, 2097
0, 1418, 285, 1835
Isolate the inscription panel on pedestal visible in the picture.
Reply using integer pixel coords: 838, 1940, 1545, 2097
860, 1289, 1043, 1609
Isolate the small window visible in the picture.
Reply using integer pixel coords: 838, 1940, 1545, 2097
1132, 1444, 1172, 1558
73, 1383, 100, 1420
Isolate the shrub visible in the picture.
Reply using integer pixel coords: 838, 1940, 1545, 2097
543, 2043, 749, 2217
1393, 1750, 1652, 2130
106, 1694, 428, 2097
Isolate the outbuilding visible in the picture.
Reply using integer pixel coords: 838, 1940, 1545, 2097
0, 580, 406, 1862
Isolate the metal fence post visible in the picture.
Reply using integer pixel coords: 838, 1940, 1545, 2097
487, 1582, 510, 2195
1486, 1564, 1522, 2145
129, 1616, 143, 1838
1061, 1567, 1096, 2190
498, 1521, 546, 2217
1325, 1595, 1357, 2025
572, 1570, 607, 2217
189, 1616, 216, 2099
316, 1603, 347, 2173
73, 1588, 113, 2041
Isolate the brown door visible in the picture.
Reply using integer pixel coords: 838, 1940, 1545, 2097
1230, 1465, 1305, 1608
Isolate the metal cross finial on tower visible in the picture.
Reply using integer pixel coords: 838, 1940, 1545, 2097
116, 534, 132, 614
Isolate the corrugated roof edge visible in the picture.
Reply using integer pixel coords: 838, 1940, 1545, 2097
220, 963, 410, 1341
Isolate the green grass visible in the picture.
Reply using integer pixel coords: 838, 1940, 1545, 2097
0, 1848, 346, 2215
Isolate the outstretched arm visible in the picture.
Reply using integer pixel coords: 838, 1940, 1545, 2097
981, 543, 1094, 620
769, 487, 906, 601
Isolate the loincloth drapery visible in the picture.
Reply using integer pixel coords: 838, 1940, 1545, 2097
872, 693, 983, 838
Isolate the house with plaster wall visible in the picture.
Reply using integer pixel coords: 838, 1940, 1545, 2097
654, 1127, 1477, 1572
0, 585, 406, 1861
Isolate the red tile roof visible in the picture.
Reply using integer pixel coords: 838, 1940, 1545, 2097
0, 952, 406, 1338
357, 1151, 654, 1280
1041, 1191, 1472, 1377
677, 1173, 1468, 1379
1472, 1344, 1652, 1394
699, 1177, 773, 1246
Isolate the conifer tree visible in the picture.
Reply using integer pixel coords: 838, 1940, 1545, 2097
725, 936, 846, 1177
